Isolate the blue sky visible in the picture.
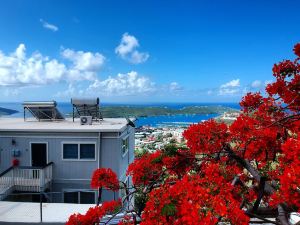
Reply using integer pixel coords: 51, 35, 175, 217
0, 0, 299, 103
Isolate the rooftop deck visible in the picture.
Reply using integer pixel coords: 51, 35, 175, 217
0, 118, 130, 132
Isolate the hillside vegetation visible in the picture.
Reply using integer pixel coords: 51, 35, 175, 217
100, 105, 239, 118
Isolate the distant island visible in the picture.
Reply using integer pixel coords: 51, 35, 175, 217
99, 105, 239, 118
0, 104, 239, 119
0, 107, 18, 116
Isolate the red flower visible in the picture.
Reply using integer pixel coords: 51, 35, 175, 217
293, 43, 300, 57
240, 92, 263, 112
66, 199, 121, 225
127, 151, 164, 186
183, 119, 228, 155
91, 168, 120, 191
272, 60, 297, 80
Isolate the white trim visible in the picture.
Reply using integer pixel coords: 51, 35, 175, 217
61, 141, 97, 161
0, 135, 99, 139
98, 132, 101, 169
121, 135, 129, 158
0, 135, 122, 139
29, 141, 48, 166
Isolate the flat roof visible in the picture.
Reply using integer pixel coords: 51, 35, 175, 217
0, 118, 130, 133
0, 201, 93, 223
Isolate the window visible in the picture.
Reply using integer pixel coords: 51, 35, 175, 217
63, 144, 78, 159
80, 144, 95, 159
62, 143, 96, 160
80, 192, 96, 204
64, 191, 95, 204
122, 137, 129, 157
64, 191, 79, 203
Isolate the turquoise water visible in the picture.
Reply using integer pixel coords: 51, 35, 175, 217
0, 102, 240, 127
137, 114, 219, 127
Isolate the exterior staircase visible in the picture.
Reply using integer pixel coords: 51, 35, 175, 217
0, 162, 53, 200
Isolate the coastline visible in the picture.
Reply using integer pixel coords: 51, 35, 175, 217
0, 103, 240, 127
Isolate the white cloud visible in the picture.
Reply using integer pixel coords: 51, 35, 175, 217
115, 33, 149, 64
0, 44, 105, 86
220, 79, 240, 88
40, 19, 58, 32
219, 79, 241, 95
61, 48, 105, 81
87, 71, 155, 96
251, 80, 262, 88
115, 33, 138, 56
130, 50, 149, 64
169, 82, 183, 92
61, 48, 105, 71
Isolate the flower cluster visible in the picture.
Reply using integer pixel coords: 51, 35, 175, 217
294, 43, 300, 58
66, 200, 121, 225
127, 151, 164, 186
183, 119, 228, 155
270, 135, 300, 209
141, 164, 249, 225
240, 92, 263, 112
91, 168, 120, 191
266, 45, 300, 112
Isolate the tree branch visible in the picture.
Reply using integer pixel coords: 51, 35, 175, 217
277, 204, 291, 225
224, 144, 275, 195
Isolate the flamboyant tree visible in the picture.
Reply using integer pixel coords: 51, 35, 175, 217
66, 43, 300, 225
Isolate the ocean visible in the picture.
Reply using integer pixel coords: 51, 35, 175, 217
0, 102, 240, 127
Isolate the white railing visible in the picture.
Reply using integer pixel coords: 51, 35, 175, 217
0, 167, 14, 200
0, 162, 53, 195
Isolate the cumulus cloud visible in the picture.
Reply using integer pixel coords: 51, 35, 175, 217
220, 79, 240, 88
219, 79, 240, 95
115, 33, 149, 64
61, 48, 105, 81
87, 71, 155, 96
0, 44, 105, 86
40, 19, 58, 32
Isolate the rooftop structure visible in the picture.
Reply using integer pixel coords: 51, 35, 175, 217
0, 117, 129, 132
23, 101, 64, 121
71, 98, 103, 121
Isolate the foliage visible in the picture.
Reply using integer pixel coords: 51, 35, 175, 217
99, 105, 238, 118
66, 200, 121, 225
91, 168, 120, 191
66, 43, 300, 225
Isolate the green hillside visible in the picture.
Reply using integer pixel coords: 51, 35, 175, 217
99, 105, 239, 118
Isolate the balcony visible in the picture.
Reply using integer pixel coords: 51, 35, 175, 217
0, 162, 53, 200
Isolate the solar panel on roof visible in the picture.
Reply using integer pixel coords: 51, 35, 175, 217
23, 101, 65, 121
71, 98, 103, 121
